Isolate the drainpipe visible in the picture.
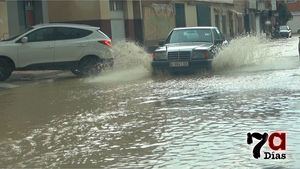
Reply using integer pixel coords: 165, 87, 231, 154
139, 0, 144, 45
139, 0, 143, 19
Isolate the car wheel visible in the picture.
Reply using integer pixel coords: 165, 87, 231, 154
0, 59, 13, 81
78, 56, 103, 76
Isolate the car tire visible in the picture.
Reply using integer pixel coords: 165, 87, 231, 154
76, 56, 103, 76
0, 59, 13, 81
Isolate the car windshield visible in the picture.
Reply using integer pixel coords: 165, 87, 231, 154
1, 27, 33, 41
168, 29, 213, 43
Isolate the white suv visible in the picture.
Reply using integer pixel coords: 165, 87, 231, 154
0, 23, 113, 81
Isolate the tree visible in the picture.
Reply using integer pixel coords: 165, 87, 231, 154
277, 2, 293, 25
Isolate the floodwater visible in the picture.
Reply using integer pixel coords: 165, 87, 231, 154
0, 36, 300, 168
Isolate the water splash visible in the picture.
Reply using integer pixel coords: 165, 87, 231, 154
212, 35, 270, 71
112, 41, 152, 71
87, 41, 152, 83
212, 35, 299, 73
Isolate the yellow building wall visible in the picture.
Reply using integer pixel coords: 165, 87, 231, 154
124, 0, 134, 20
47, 0, 101, 22
0, 1, 9, 40
143, 4, 175, 46
185, 4, 197, 27
99, 0, 110, 20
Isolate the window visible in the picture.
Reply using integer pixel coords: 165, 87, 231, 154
110, 0, 123, 11
197, 4, 211, 26
26, 28, 55, 42
279, 26, 289, 30
53, 27, 92, 40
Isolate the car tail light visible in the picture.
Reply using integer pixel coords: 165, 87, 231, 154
99, 40, 112, 48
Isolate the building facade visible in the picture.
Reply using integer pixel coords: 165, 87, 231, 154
287, 0, 300, 33
0, 0, 248, 48
244, 0, 291, 35
0, 0, 48, 39
0, 0, 143, 43
142, 0, 245, 47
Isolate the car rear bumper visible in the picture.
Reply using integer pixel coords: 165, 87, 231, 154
152, 60, 212, 71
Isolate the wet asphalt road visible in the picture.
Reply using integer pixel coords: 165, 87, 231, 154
0, 36, 299, 169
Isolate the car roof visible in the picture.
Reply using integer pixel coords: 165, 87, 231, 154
173, 27, 218, 31
33, 23, 100, 30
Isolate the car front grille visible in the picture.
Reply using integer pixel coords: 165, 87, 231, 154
168, 51, 191, 61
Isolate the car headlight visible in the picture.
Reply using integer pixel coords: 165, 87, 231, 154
153, 51, 167, 60
192, 50, 209, 59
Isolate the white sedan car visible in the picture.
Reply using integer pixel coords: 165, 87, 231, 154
0, 23, 113, 81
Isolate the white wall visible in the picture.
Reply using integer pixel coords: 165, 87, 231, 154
287, 12, 300, 33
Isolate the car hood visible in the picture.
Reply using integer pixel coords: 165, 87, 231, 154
156, 42, 214, 52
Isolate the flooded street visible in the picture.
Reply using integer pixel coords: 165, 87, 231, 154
0, 36, 300, 168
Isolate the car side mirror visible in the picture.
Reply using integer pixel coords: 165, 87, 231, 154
158, 40, 165, 46
21, 37, 28, 43
214, 39, 223, 45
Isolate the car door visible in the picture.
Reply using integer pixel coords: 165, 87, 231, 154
53, 27, 92, 64
17, 27, 55, 68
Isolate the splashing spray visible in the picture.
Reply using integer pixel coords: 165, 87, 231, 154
212, 35, 270, 71
86, 41, 152, 83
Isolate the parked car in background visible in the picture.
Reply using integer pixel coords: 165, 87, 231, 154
279, 25, 292, 38
151, 27, 227, 73
0, 23, 113, 81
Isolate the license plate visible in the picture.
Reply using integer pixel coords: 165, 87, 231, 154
169, 62, 189, 67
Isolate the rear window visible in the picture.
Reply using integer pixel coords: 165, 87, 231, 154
280, 26, 288, 30
97, 29, 110, 39
53, 27, 92, 40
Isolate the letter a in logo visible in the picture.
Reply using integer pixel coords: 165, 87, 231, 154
268, 132, 286, 151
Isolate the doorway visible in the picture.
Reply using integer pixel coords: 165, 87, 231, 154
175, 3, 186, 28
